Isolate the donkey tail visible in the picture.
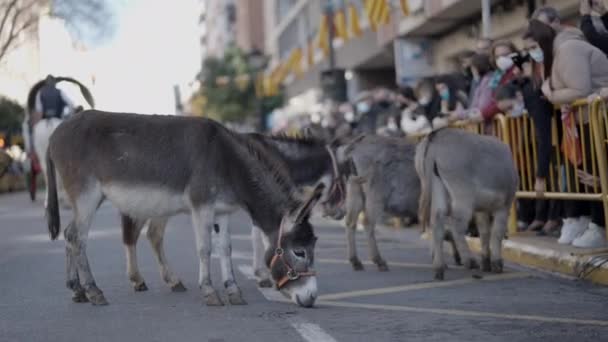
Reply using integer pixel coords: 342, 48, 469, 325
415, 134, 435, 233
46, 151, 60, 240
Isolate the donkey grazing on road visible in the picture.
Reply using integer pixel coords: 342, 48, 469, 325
46, 111, 324, 307
322, 135, 462, 271
415, 128, 518, 280
120, 133, 345, 292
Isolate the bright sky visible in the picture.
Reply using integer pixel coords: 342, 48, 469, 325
89, 0, 201, 114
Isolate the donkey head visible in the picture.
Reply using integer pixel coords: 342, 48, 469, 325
266, 183, 324, 308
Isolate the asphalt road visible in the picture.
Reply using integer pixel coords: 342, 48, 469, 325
1, 191, 608, 342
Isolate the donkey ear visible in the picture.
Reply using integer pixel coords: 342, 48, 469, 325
294, 182, 325, 224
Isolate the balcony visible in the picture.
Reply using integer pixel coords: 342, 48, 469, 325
399, 0, 501, 37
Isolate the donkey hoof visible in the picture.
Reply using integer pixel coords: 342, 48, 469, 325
350, 258, 364, 271
72, 290, 89, 303
481, 257, 492, 272
204, 292, 224, 306
87, 291, 109, 306
491, 260, 504, 274
453, 254, 463, 266
133, 282, 148, 292
434, 269, 445, 281
464, 259, 480, 270
257, 278, 273, 288
228, 291, 247, 305
376, 260, 389, 272
171, 281, 187, 292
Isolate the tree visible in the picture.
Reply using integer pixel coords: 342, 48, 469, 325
0, 0, 114, 64
0, 95, 24, 133
199, 46, 257, 122
198, 46, 284, 124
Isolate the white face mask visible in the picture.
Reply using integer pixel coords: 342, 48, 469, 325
496, 56, 514, 71
511, 101, 526, 117
529, 47, 544, 63
356, 102, 370, 113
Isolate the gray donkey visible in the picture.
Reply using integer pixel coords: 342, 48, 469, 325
415, 128, 518, 280
46, 111, 324, 307
323, 135, 462, 271
120, 134, 345, 292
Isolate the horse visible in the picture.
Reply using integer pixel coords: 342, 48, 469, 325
415, 128, 518, 280
119, 133, 345, 292
46, 110, 324, 307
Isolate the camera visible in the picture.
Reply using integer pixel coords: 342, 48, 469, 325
510, 52, 530, 70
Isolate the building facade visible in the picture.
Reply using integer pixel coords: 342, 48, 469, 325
264, 0, 581, 104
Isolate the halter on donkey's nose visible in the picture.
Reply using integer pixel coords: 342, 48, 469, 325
269, 217, 315, 290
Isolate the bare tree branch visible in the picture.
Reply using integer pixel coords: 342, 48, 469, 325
0, 0, 19, 39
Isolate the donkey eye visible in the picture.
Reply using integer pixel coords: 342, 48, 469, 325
293, 249, 306, 259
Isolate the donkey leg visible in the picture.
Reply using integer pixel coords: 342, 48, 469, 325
449, 206, 478, 271
363, 198, 388, 272
67, 187, 107, 305
122, 215, 148, 291
490, 208, 509, 274
251, 225, 272, 288
146, 217, 185, 292
191, 205, 223, 306
344, 181, 363, 271
217, 215, 246, 305
475, 212, 492, 272
431, 176, 449, 280
64, 223, 87, 303
345, 208, 363, 271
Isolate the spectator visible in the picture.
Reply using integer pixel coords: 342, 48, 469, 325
477, 41, 520, 121
580, 0, 608, 55
476, 37, 494, 54
527, 14, 608, 247
457, 53, 494, 121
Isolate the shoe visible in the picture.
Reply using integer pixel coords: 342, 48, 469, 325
572, 223, 607, 248
527, 220, 545, 232
557, 217, 589, 245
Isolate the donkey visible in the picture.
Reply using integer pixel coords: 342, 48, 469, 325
119, 134, 345, 292
46, 110, 323, 307
415, 128, 518, 280
322, 135, 462, 271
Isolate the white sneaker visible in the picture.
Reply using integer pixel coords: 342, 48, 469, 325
558, 217, 589, 245
572, 223, 607, 248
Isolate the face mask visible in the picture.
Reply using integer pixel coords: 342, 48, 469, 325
529, 47, 544, 63
356, 102, 370, 113
496, 56, 514, 71
511, 101, 526, 117
345, 111, 355, 122
439, 89, 450, 101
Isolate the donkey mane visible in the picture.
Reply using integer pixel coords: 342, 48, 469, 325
225, 130, 302, 216
247, 133, 331, 185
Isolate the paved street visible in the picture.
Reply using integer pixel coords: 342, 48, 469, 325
1, 191, 608, 342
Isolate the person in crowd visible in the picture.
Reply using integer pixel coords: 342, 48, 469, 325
452, 53, 495, 121
476, 37, 494, 54
474, 41, 521, 123
580, 0, 608, 55
527, 11, 608, 247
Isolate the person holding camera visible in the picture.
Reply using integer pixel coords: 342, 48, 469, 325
580, 0, 608, 56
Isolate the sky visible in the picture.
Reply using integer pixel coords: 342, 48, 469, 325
86, 0, 201, 114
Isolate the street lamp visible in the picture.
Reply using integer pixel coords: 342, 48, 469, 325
247, 49, 269, 132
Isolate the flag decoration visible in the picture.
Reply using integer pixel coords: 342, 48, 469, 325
334, 6, 349, 41
365, 0, 391, 31
307, 37, 315, 67
348, 3, 362, 37
317, 13, 330, 57
400, 0, 410, 16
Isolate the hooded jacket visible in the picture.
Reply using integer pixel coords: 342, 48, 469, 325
549, 27, 608, 105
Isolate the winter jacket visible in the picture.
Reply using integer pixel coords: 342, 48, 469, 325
548, 27, 608, 105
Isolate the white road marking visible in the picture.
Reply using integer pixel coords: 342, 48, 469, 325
237, 264, 338, 342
